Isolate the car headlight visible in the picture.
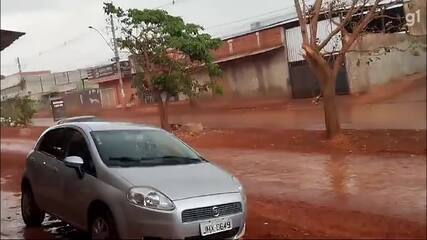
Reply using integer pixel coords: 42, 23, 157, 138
127, 187, 175, 211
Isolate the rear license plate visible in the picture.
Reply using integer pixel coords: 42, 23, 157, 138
200, 218, 232, 236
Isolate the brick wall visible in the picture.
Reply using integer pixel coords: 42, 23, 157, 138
232, 33, 259, 55
213, 26, 284, 61
259, 27, 283, 49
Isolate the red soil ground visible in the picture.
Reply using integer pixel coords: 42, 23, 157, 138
1, 126, 426, 239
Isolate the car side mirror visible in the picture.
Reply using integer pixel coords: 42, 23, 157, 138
64, 156, 84, 178
65, 156, 84, 168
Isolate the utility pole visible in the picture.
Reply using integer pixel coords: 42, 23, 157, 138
16, 57, 25, 91
110, 14, 126, 99
39, 76, 44, 93
16, 57, 22, 74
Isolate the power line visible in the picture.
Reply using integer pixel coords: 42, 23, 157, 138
154, 0, 295, 32
205, 5, 295, 31
3, 1, 296, 74
154, 0, 192, 9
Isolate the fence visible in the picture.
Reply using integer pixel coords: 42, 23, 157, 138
25, 70, 88, 96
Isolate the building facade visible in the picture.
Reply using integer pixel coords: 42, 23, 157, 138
81, 0, 426, 107
0, 70, 95, 101
201, 0, 426, 99
86, 61, 136, 108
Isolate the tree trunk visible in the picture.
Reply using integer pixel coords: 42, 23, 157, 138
303, 46, 341, 139
155, 91, 170, 131
321, 78, 340, 138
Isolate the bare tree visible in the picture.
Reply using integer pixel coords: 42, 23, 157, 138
292, 0, 392, 138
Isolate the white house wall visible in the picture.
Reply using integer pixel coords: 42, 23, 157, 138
0, 74, 21, 90
1, 70, 90, 101
345, 33, 426, 93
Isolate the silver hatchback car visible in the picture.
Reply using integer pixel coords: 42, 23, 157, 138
21, 122, 246, 239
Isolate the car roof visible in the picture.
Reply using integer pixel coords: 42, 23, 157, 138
56, 115, 97, 124
56, 121, 161, 132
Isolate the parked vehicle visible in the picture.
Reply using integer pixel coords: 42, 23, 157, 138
21, 121, 246, 239
56, 115, 99, 125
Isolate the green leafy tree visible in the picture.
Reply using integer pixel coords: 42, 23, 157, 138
1, 96, 37, 126
104, 3, 222, 130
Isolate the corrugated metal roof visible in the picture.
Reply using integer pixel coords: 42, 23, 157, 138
286, 17, 343, 62
219, 0, 404, 41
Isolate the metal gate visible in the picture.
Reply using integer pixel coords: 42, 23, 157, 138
50, 97, 66, 121
289, 61, 320, 98
289, 60, 349, 98
100, 87, 117, 108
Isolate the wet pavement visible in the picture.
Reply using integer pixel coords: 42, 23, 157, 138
201, 149, 426, 224
1, 139, 426, 239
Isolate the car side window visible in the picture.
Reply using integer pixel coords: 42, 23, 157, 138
38, 128, 67, 160
66, 129, 96, 176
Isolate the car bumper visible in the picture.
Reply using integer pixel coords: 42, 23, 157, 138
119, 192, 246, 239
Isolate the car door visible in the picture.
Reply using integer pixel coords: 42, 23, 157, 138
59, 127, 98, 228
31, 128, 69, 215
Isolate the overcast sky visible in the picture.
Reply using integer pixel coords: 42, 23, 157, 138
1, 0, 295, 76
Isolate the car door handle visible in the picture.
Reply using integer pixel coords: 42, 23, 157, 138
46, 165, 58, 172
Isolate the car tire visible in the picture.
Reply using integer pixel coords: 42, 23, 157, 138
90, 209, 119, 240
21, 184, 45, 227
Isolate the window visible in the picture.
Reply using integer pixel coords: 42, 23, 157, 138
66, 129, 96, 176
38, 128, 67, 159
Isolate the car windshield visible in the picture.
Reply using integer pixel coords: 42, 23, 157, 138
91, 130, 204, 167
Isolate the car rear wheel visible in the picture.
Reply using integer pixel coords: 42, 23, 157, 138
21, 185, 45, 227
90, 210, 118, 240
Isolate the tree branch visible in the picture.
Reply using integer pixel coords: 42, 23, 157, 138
310, 0, 323, 47
302, 44, 331, 84
332, 16, 350, 38
331, 0, 382, 76
293, 0, 310, 46
318, 0, 360, 51
340, 0, 382, 56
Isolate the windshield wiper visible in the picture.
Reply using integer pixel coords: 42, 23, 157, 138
109, 157, 141, 162
157, 156, 203, 164
107, 156, 204, 167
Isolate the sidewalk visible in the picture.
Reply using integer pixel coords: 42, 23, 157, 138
96, 96, 427, 130
32, 97, 427, 130
32, 73, 426, 130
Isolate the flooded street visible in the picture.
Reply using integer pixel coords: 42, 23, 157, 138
1, 137, 425, 239
202, 149, 426, 223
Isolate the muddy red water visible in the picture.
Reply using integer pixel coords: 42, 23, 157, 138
1, 131, 426, 239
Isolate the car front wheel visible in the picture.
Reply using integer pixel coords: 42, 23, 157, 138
90, 210, 118, 240
21, 185, 45, 227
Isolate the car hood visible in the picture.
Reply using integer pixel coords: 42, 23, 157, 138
110, 163, 240, 200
